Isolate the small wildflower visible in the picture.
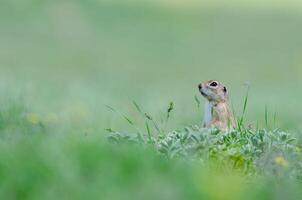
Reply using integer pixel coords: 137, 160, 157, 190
26, 113, 40, 125
274, 156, 289, 167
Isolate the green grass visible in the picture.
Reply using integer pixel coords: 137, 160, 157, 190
1, 0, 302, 199
0, 100, 302, 200
107, 96, 302, 177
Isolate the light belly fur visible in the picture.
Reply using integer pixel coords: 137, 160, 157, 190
203, 101, 213, 127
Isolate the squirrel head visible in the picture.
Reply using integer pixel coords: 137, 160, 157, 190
198, 80, 229, 103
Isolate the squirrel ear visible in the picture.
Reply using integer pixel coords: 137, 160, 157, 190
223, 86, 227, 93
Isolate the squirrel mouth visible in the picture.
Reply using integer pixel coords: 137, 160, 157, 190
199, 90, 207, 97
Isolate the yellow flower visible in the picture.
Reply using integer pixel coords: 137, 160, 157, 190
274, 156, 289, 167
26, 113, 40, 125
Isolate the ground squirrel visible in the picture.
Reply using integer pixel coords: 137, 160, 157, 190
198, 80, 236, 130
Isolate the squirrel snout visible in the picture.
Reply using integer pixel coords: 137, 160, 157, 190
198, 84, 202, 90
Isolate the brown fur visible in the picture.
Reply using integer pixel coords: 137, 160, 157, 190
198, 80, 236, 130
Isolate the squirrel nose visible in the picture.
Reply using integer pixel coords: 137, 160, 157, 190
198, 84, 202, 90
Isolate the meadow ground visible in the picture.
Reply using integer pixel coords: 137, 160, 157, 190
1, 0, 302, 199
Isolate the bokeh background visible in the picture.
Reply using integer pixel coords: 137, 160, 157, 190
1, 1, 302, 200
1, 0, 302, 132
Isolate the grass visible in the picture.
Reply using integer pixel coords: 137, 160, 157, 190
1, 0, 302, 199
0, 98, 302, 200
103, 90, 302, 199
107, 97, 302, 177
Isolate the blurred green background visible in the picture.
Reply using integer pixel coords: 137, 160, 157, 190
1, 0, 302, 132
1, 1, 302, 199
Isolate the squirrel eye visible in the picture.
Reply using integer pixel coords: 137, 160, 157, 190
223, 87, 227, 93
209, 81, 218, 87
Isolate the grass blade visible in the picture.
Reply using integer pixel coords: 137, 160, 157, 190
123, 114, 134, 126
105, 104, 116, 112
239, 84, 250, 129
132, 100, 143, 115
166, 102, 174, 121
265, 105, 268, 128
194, 95, 201, 108
145, 121, 152, 142
145, 113, 161, 134
105, 104, 134, 125
273, 108, 277, 129
105, 128, 115, 133
105, 104, 136, 127
132, 100, 163, 136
